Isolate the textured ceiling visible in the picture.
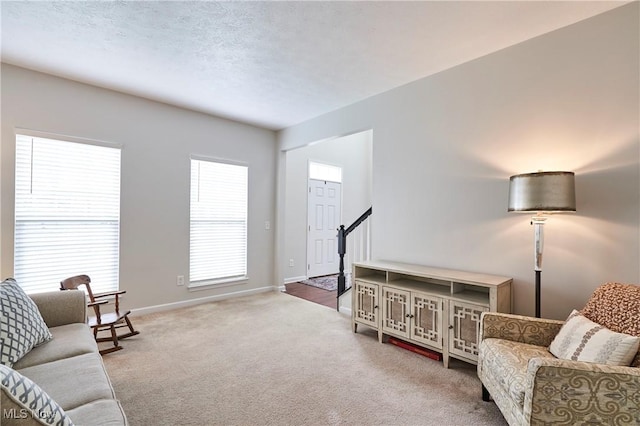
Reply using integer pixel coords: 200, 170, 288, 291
0, 1, 627, 130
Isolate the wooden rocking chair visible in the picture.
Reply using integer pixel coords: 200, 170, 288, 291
60, 274, 140, 355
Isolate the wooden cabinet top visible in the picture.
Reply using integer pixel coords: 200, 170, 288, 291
354, 260, 512, 288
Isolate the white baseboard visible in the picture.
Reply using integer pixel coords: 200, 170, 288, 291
130, 285, 276, 316
338, 287, 352, 316
338, 306, 352, 316
283, 275, 307, 284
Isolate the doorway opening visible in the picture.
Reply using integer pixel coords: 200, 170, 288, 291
283, 130, 372, 308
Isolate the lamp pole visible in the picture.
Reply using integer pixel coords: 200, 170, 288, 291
532, 215, 546, 318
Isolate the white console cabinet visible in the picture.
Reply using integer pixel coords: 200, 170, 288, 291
352, 260, 512, 368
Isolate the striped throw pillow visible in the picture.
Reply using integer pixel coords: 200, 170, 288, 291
549, 309, 640, 366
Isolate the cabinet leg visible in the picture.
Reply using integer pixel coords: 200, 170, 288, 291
443, 356, 449, 369
482, 384, 491, 402
353, 322, 358, 333
378, 331, 383, 343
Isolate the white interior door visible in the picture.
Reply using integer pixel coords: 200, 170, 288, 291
307, 179, 341, 278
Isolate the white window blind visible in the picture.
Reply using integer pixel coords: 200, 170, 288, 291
14, 134, 121, 294
190, 158, 248, 285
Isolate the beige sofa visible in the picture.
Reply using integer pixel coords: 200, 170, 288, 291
477, 283, 640, 426
1, 290, 127, 425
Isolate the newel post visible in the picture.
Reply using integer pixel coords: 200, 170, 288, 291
337, 225, 346, 302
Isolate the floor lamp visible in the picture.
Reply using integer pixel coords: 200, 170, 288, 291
508, 171, 576, 318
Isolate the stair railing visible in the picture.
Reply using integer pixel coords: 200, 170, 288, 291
337, 206, 372, 310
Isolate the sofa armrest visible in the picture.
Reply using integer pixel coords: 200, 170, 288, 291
29, 291, 86, 328
524, 357, 640, 425
480, 312, 564, 347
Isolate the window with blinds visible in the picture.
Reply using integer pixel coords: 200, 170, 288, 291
14, 134, 121, 294
190, 158, 248, 286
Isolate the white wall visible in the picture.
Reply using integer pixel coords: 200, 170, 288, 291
278, 4, 640, 319
284, 130, 372, 282
1, 64, 278, 311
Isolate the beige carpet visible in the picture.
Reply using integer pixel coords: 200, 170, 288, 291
102, 292, 507, 425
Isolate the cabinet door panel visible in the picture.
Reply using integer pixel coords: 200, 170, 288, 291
410, 293, 443, 349
354, 281, 378, 328
449, 301, 488, 361
381, 286, 410, 338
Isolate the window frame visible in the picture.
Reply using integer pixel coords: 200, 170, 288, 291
309, 160, 343, 183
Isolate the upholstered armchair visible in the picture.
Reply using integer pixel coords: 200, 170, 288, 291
477, 283, 640, 425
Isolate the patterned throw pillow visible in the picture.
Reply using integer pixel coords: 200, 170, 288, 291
1, 279, 53, 367
581, 282, 640, 367
549, 309, 640, 366
0, 363, 74, 425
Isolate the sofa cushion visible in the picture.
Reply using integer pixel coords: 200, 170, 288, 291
14, 324, 98, 370
1, 279, 53, 367
550, 309, 639, 366
480, 338, 555, 407
0, 363, 73, 426
65, 399, 127, 426
581, 282, 640, 367
17, 353, 116, 411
